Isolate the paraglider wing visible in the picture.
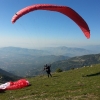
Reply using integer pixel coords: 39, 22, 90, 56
11, 4, 90, 38
6, 79, 29, 90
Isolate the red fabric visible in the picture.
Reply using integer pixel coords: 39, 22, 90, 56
6, 79, 29, 90
11, 4, 90, 39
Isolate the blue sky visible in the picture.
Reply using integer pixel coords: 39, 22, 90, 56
0, 0, 100, 48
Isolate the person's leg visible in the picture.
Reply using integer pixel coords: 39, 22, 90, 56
47, 71, 49, 77
48, 71, 52, 77
50, 73, 52, 77
48, 74, 49, 77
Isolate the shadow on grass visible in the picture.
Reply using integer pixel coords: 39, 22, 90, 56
82, 72, 100, 77
0, 90, 6, 93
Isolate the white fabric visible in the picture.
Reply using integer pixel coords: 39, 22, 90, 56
0, 82, 10, 89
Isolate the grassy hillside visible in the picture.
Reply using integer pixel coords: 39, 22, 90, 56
0, 64, 100, 100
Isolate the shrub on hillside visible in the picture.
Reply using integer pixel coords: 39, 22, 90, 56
56, 68, 63, 72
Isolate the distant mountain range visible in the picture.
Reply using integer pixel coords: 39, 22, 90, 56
0, 46, 97, 57
0, 46, 100, 77
82, 45, 100, 53
0, 45, 100, 56
40, 46, 97, 56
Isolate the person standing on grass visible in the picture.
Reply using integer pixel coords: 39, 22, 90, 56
44, 64, 52, 77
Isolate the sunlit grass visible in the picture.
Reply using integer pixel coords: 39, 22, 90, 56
0, 64, 100, 100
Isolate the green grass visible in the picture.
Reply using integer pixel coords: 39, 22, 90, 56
0, 64, 100, 100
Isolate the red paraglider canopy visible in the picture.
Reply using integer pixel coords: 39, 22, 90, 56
6, 79, 29, 90
0, 79, 30, 91
11, 4, 90, 39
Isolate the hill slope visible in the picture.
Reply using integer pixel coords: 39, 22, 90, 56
51, 53, 100, 71
0, 68, 21, 83
0, 64, 100, 100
